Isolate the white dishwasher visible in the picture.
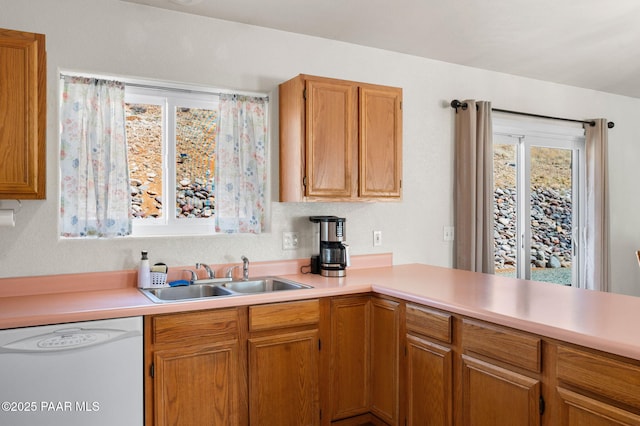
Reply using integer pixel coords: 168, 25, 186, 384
0, 316, 143, 426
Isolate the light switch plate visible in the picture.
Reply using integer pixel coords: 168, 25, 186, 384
373, 230, 382, 247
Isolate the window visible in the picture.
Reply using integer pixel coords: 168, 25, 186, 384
60, 73, 269, 238
493, 118, 586, 287
125, 86, 219, 236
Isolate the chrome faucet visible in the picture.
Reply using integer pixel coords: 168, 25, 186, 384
182, 269, 198, 284
225, 265, 239, 279
196, 263, 215, 279
241, 256, 249, 281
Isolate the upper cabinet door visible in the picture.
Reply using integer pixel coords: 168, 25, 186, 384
359, 85, 402, 198
0, 28, 46, 199
305, 79, 358, 199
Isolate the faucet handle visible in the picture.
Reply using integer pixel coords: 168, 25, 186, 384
225, 265, 240, 279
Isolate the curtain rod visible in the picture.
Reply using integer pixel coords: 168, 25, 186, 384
59, 73, 269, 100
450, 100, 615, 129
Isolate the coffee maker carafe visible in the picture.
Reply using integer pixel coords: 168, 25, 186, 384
309, 216, 350, 277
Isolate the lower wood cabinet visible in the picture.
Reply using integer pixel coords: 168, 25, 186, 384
248, 299, 321, 425
144, 308, 247, 426
248, 330, 320, 424
370, 297, 400, 425
405, 303, 454, 426
461, 319, 542, 426
153, 341, 242, 425
556, 345, 640, 425
405, 334, 453, 425
329, 296, 372, 421
329, 295, 401, 425
144, 293, 640, 426
461, 355, 541, 425
556, 387, 640, 425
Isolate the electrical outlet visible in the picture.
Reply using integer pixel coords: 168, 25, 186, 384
283, 232, 299, 250
373, 230, 382, 247
443, 226, 455, 241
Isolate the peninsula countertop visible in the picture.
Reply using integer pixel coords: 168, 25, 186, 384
1, 260, 639, 361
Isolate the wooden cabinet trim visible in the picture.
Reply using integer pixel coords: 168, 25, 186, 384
406, 303, 452, 343
557, 345, 640, 409
249, 299, 320, 332
462, 319, 541, 373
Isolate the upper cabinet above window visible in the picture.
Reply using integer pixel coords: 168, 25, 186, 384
0, 28, 46, 199
279, 74, 402, 202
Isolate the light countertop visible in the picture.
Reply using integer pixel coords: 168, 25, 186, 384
1, 259, 639, 361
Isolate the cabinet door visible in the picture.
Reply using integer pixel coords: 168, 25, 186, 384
557, 387, 640, 426
0, 28, 46, 199
249, 330, 320, 426
406, 334, 453, 426
462, 355, 541, 426
371, 298, 400, 425
153, 340, 242, 426
330, 296, 371, 420
305, 79, 358, 199
359, 85, 402, 198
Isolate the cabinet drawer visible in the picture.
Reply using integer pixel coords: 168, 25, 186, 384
151, 308, 239, 345
406, 303, 452, 343
557, 345, 640, 408
462, 319, 541, 373
249, 299, 320, 332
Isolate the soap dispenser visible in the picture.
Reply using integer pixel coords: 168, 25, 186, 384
137, 250, 151, 289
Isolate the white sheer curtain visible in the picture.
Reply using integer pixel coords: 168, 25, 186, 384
584, 119, 610, 291
453, 100, 495, 273
59, 76, 131, 237
215, 94, 269, 234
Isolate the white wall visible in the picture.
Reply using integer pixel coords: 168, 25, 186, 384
1, 0, 639, 296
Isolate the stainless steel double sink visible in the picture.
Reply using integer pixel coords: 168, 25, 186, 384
140, 277, 312, 303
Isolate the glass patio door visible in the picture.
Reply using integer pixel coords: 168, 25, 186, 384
493, 119, 585, 287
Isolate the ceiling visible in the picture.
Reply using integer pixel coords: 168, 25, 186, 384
123, 0, 640, 98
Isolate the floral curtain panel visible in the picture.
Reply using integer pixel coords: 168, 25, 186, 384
60, 76, 131, 237
215, 94, 268, 234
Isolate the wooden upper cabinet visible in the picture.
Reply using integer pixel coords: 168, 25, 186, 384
279, 74, 402, 202
359, 85, 402, 198
305, 78, 358, 199
0, 28, 46, 199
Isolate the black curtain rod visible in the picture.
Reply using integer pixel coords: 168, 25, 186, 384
450, 100, 615, 129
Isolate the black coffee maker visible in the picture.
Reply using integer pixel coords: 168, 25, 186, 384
309, 216, 350, 277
